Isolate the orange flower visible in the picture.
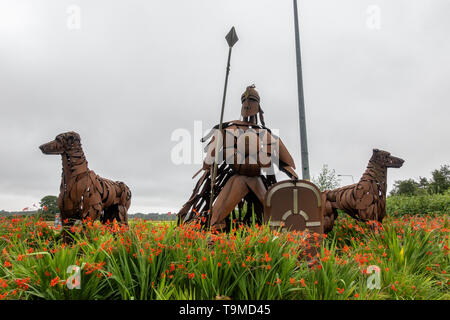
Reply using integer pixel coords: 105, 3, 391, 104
299, 278, 306, 287
15, 277, 30, 290
0, 279, 8, 289
50, 276, 60, 287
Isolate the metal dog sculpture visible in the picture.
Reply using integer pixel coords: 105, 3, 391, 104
322, 149, 404, 233
40, 132, 131, 238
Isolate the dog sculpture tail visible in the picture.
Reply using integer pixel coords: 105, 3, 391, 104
118, 181, 132, 223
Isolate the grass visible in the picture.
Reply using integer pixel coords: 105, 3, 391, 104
0, 213, 448, 300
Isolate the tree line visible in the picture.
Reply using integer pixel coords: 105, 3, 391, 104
390, 165, 449, 196
1, 195, 177, 221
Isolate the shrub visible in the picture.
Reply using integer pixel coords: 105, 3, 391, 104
386, 192, 450, 216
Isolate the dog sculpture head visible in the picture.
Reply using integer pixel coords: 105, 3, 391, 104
39, 131, 81, 155
371, 149, 404, 168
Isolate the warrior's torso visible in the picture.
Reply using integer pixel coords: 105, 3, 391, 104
203, 120, 296, 178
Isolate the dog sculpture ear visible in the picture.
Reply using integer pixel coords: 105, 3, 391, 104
67, 132, 81, 146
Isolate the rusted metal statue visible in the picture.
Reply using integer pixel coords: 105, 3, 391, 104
40, 131, 132, 239
177, 86, 298, 231
322, 149, 404, 233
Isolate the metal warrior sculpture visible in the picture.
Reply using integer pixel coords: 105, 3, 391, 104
177, 85, 298, 231
40, 131, 132, 239
321, 149, 404, 233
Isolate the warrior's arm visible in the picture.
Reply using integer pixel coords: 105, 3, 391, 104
265, 133, 298, 179
278, 138, 298, 179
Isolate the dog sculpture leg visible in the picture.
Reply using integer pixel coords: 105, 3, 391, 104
118, 205, 128, 225
84, 207, 101, 221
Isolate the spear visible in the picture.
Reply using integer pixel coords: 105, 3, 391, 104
208, 27, 239, 220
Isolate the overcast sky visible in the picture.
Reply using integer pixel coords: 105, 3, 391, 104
0, 0, 449, 214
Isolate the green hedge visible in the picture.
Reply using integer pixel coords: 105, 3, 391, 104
386, 192, 450, 216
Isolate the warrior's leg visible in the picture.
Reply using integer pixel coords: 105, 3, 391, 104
244, 176, 267, 203
210, 175, 249, 230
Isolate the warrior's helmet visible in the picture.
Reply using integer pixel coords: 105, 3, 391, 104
241, 85, 265, 126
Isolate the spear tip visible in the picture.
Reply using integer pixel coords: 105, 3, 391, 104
225, 26, 239, 47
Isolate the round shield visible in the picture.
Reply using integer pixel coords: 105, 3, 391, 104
264, 179, 323, 234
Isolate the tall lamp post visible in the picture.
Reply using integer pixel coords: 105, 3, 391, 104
293, 0, 310, 180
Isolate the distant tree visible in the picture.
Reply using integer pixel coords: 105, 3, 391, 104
389, 165, 449, 197
38, 195, 58, 220
416, 176, 430, 195
390, 179, 419, 196
428, 165, 450, 194
40, 195, 59, 214
418, 176, 429, 188
312, 164, 341, 191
